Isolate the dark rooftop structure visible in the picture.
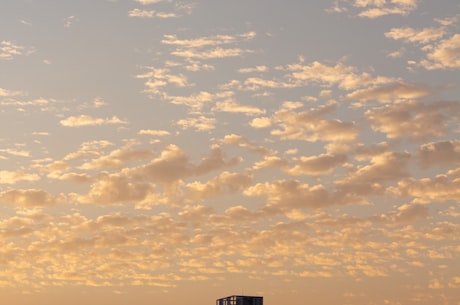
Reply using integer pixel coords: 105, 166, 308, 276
216, 295, 263, 305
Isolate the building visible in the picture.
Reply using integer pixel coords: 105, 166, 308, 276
216, 295, 263, 305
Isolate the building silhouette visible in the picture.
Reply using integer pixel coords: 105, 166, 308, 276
216, 295, 263, 305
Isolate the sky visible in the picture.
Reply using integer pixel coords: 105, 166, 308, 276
0, 0, 459, 304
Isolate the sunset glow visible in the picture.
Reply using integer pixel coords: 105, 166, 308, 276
1, 1, 459, 305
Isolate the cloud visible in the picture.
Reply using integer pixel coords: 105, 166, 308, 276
64, 16, 79, 28
365, 100, 460, 141
224, 205, 258, 222
221, 134, 274, 156
136, 67, 191, 95
56, 173, 92, 183
271, 106, 358, 142
385, 27, 446, 44
0, 189, 64, 207
348, 82, 432, 103
428, 279, 443, 289
162, 32, 256, 48
420, 34, 460, 70
79, 147, 153, 170
78, 98, 108, 110
0, 148, 30, 158
138, 129, 171, 136
183, 59, 215, 71
287, 153, 348, 175
164, 91, 233, 111
132, 145, 241, 186
171, 47, 253, 60
244, 179, 352, 211
60, 115, 127, 127
242, 77, 294, 90
0, 171, 40, 184
130, 0, 193, 18
156, 12, 178, 18
32, 131, 50, 136
336, 151, 411, 196
249, 117, 272, 128
238, 66, 269, 73
252, 156, 289, 171
176, 116, 216, 131
392, 204, 429, 223
386, 47, 406, 58
78, 173, 151, 205
186, 171, 253, 200
0, 98, 55, 112
212, 100, 265, 115
63, 140, 114, 161
328, 0, 418, 17
417, 141, 460, 168
354, 0, 418, 18
128, 9, 180, 19
128, 9, 156, 18
162, 32, 256, 60
178, 205, 213, 223
354, 142, 391, 161
0, 40, 34, 60
392, 170, 460, 204
286, 60, 394, 90
383, 19, 460, 70
36, 161, 70, 180
0, 87, 23, 97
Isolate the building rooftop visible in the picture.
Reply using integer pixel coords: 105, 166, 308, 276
216, 295, 263, 305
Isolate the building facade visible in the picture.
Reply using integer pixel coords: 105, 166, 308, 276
216, 295, 263, 305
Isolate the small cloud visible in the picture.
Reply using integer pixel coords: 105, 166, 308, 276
32, 131, 50, 136
0, 189, 64, 207
212, 100, 265, 115
428, 279, 444, 289
387, 48, 406, 58
60, 115, 127, 127
138, 129, 171, 136
78, 98, 108, 110
238, 66, 268, 73
385, 26, 445, 44
0, 40, 34, 60
0, 148, 30, 157
64, 16, 79, 28
348, 82, 431, 103
249, 117, 272, 129
393, 204, 429, 223
0, 87, 24, 97
176, 116, 216, 132
331, 0, 418, 18
136, 66, 191, 95
156, 12, 178, 18
171, 47, 253, 60
285, 59, 394, 91
287, 153, 348, 175
92, 98, 107, 108
0, 171, 40, 185
20, 20, 32, 26
128, 8, 156, 18
162, 32, 256, 60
